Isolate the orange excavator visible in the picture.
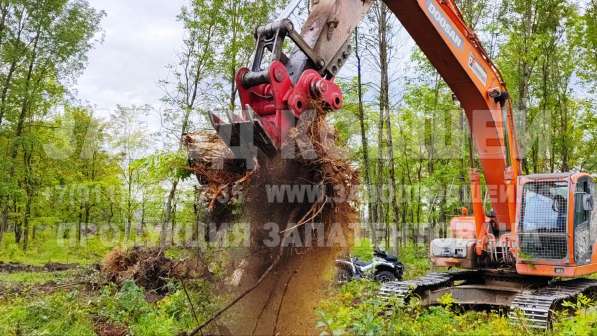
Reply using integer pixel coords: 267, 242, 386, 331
209, 0, 597, 328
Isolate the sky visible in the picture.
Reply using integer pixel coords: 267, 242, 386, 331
75, 0, 185, 119
73, 0, 414, 127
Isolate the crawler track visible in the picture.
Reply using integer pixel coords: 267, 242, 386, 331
380, 272, 597, 329
379, 271, 475, 302
508, 278, 597, 329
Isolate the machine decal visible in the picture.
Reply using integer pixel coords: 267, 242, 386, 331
426, 0, 464, 49
468, 54, 488, 86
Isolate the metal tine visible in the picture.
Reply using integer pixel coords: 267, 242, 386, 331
224, 108, 235, 124
208, 111, 222, 129
278, 0, 303, 21
244, 105, 255, 123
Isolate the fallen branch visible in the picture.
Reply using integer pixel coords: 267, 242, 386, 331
180, 278, 200, 325
273, 268, 297, 335
187, 257, 280, 336
251, 277, 280, 335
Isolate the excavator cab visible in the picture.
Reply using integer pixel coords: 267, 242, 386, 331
431, 172, 597, 277
516, 173, 597, 277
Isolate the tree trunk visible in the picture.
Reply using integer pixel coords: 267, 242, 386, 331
2, 29, 40, 240
22, 192, 32, 251
138, 194, 146, 243
354, 28, 376, 245
77, 202, 83, 244
160, 179, 179, 247
376, 2, 401, 254
192, 187, 200, 243
170, 200, 178, 246
22, 147, 34, 251
0, 59, 17, 126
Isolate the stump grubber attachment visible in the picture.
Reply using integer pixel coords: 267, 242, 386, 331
209, 18, 343, 161
209, 0, 373, 163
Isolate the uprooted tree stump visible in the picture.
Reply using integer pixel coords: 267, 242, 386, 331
101, 247, 209, 295
101, 247, 174, 294
184, 106, 359, 335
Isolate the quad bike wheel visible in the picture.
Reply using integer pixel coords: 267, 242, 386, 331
374, 271, 396, 283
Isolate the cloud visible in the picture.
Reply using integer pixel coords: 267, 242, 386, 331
76, 0, 185, 119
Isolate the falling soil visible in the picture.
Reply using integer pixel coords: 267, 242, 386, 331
186, 107, 359, 335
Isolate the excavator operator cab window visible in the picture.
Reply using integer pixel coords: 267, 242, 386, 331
574, 177, 594, 265
519, 181, 569, 260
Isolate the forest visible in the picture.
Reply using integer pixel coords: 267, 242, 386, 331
0, 0, 596, 335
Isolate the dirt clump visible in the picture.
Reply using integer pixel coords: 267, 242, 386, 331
184, 131, 254, 208
101, 247, 210, 295
102, 247, 175, 294
93, 318, 127, 336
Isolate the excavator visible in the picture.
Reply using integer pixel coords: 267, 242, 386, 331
208, 0, 597, 329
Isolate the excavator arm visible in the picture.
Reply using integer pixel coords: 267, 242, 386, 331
211, 0, 522, 243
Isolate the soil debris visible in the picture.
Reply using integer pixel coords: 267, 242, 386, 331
184, 131, 254, 209
101, 247, 174, 294
93, 318, 127, 336
101, 247, 209, 295
0, 261, 87, 273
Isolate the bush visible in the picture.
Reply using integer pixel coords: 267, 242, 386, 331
0, 291, 95, 336
96, 280, 217, 335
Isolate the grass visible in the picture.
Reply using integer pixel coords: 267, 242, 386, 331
317, 243, 597, 336
0, 279, 219, 336
0, 228, 168, 266
0, 232, 117, 266
0, 230, 594, 335
0, 228, 221, 336
0, 290, 96, 336
316, 279, 597, 336
0, 270, 77, 285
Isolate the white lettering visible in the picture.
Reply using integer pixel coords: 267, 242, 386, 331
427, 1, 463, 49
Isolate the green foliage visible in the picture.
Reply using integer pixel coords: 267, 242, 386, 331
0, 279, 219, 336
0, 270, 75, 285
556, 295, 597, 336
352, 238, 375, 262
397, 244, 432, 279
316, 278, 597, 336
96, 280, 218, 336
316, 279, 528, 336
0, 291, 95, 336
0, 231, 115, 265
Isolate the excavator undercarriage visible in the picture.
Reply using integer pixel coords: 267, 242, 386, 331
380, 270, 597, 329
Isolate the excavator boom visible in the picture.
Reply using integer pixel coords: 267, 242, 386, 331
212, 0, 520, 232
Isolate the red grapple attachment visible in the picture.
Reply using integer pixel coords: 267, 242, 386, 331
209, 60, 343, 161
209, 18, 344, 163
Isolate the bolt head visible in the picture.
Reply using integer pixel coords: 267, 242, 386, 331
317, 80, 328, 93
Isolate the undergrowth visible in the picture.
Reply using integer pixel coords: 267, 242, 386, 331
0, 232, 116, 265
0, 280, 219, 336
316, 280, 597, 336
0, 270, 77, 285
318, 243, 597, 336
